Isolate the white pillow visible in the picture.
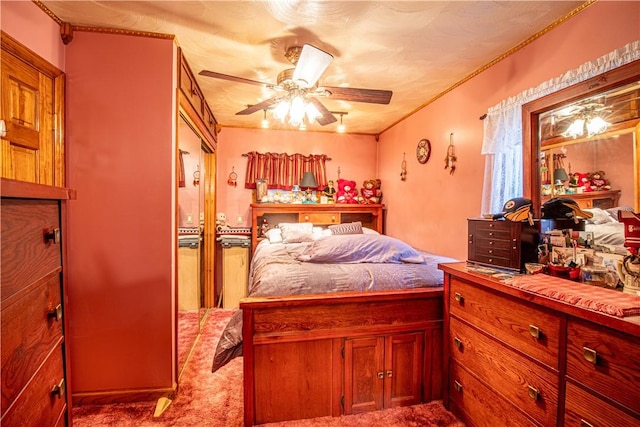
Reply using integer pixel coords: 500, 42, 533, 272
279, 222, 314, 243
584, 208, 616, 225
362, 227, 380, 235
265, 228, 283, 243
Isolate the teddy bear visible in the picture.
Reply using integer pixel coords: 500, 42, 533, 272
336, 179, 359, 204
359, 179, 382, 204
589, 171, 611, 191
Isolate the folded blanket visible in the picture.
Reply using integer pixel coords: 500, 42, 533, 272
505, 274, 640, 317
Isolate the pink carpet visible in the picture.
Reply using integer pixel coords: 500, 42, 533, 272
72, 309, 464, 427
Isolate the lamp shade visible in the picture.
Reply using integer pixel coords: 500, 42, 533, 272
300, 172, 317, 188
553, 168, 569, 182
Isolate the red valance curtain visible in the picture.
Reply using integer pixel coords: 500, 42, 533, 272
244, 152, 328, 190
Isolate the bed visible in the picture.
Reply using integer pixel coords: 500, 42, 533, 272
584, 206, 633, 255
211, 223, 456, 426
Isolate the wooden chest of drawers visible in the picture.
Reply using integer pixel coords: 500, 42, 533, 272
468, 218, 539, 272
1, 179, 73, 426
440, 262, 640, 427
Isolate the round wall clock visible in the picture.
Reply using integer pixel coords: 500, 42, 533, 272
416, 139, 431, 164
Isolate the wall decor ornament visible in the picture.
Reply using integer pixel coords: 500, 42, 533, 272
444, 132, 457, 175
400, 152, 407, 181
416, 139, 431, 164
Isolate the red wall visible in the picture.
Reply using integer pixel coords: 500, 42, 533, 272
377, 1, 640, 260
216, 127, 378, 226
65, 31, 177, 393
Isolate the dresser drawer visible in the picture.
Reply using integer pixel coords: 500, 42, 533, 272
564, 381, 640, 426
449, 361, 537, 427
0, 344, 67, 427
566, 319, 640, 414
1, 199, 61, 302
1, 272, 64, 412
299, 212, 340, 224
450, 277, 561, 368
449, 317, 558, 426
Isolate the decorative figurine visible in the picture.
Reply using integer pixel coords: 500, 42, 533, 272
323, 180, 337, 203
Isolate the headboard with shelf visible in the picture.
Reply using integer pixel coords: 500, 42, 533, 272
250, 203, 385, 253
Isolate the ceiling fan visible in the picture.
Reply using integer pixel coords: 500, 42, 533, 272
199, 44, 393, 127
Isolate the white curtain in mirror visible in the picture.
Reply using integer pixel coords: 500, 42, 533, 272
481, 40, 640, 215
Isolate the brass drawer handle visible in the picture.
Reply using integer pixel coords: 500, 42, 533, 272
51, 378, 65, 399
304, 215, 310, 221
529, 325, 541, 339
331, 216, 336, 222
527, 385, 539, 400
453, 337, 462, 350
386, 371, 392, 378
580, 420, 594, 427
45, 227, 61, 244
377, 371, 384, 380
583, 347, 597, 364
454, 292, 464, 304
453, 380, 462, 392
48, 304, 63, 322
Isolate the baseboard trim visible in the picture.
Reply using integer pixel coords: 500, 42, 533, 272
72, 384, 176, 406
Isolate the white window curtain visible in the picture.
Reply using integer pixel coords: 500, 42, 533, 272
481, 40, 640, 215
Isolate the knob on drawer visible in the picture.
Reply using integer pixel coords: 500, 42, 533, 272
44, 227, 61, 244
48, 304, 63, 322
304, 215, 310, 221
51, 379, 65, 399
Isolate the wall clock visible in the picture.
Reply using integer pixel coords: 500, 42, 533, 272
416, 139, 431, 164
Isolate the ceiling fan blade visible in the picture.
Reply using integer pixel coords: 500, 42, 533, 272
308, 98, 337, 126
199, 70, 270, 87
236, 97, 284, 115
322, 86, 393, 105
292, 44, 333, 89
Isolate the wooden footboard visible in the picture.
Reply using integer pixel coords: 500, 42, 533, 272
240, 288, 444, 426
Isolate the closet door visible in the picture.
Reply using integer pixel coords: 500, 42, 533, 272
0, 33, 64, 186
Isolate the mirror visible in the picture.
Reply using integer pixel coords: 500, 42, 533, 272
523, 60, 640, 218
177, 114, 208, 378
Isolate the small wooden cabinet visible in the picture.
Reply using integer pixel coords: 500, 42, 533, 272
250, 203, 385, 253
343, 332, 422, 415
439, 262, 640, 427
221, 244, 249, 309
467, 218, 539, 272
1, 179, 74, 426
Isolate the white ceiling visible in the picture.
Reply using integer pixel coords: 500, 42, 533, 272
40, 1, 586, 135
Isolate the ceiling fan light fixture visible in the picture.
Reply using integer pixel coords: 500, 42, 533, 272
273, 100, 290, 122
337, 113, 346, 133
563, 118, 585, 139
305, 102, 321, 123
292, 44, 333, 89
586, 116, 609, 136
261, 109, 269, 129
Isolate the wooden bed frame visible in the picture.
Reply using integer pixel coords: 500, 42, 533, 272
240, 288, 444, 426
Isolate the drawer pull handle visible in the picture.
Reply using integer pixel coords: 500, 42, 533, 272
489, 232, 494, 236
386, 370, 392, 378
45, 227, 61, 244
527, 385, 539, 401
583, 347, 597, 364
454, 292, 464, 304
304, 215, 309, 221
377, 371, 384, 380
453, 337, 462, 350
529, 325, 541, 339
48, 304, 63, 322
331, 216, 336, 222
580, 420, 594, 427
453, 380, 462, 392
51, 378, 65, 399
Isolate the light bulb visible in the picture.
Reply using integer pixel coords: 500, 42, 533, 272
273, 100, 289, 122
586, 116, 609, 136
563, 118, 585, 139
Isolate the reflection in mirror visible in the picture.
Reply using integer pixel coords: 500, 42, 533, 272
177, 114, 205, 378
523, 60, 640, 217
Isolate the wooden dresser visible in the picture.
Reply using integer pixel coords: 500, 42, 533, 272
250, 203, 385, 252
1, 179, 74, 426
541, 190, 621, 209
467, 218, 539, 272
439, 262, 640, 427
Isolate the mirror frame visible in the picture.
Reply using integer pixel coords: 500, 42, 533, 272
522, 59, 640, 218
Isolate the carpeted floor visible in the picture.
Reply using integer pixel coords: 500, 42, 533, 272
72, 309, 464, 427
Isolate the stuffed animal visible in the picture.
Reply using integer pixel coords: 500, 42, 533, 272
589, 171, 611, 191
359, 179, 381, 204
216, 212, 229, 231
336, 179, 358, 204
569, 172, 591, 192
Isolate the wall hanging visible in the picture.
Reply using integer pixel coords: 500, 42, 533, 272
444, 133, 457, 175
